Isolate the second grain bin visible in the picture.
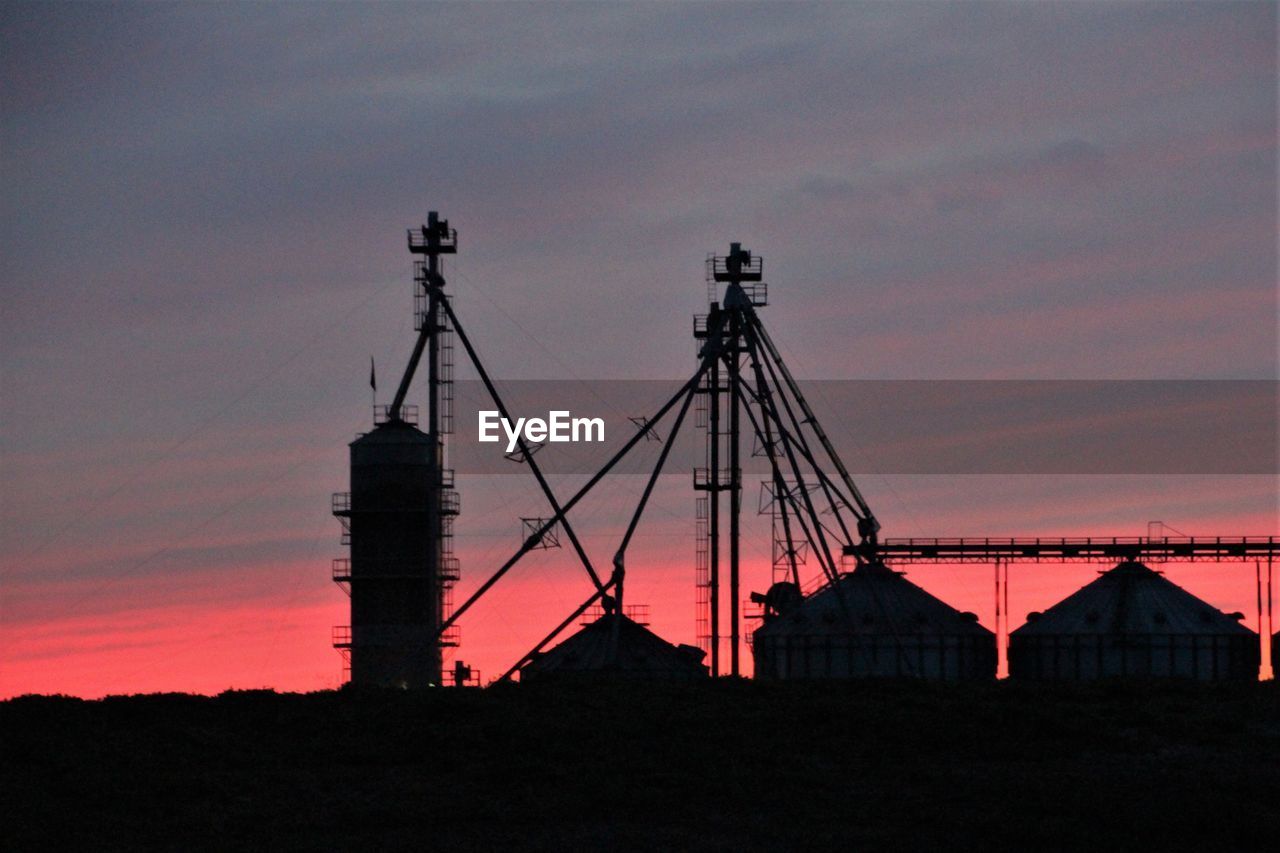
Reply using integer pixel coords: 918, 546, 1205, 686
519, 613, 709, 682
751, 561, 996, 680
1009, 561, 1259, 681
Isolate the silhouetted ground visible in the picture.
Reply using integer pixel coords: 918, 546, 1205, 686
3, 680, 1278, 851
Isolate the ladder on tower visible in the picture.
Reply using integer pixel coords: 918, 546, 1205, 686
437, 295, 459, 656
694, 495, 711, 655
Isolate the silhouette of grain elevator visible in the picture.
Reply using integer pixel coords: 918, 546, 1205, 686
332, 213, 460, 688
327, 215, 1276, 686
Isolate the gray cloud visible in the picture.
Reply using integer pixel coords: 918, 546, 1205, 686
2, 2, 1275, 688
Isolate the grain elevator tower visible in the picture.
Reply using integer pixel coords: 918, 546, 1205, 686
332, 212, 460, 688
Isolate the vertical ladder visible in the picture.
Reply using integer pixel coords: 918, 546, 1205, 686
695, 495, 711, 655
439, 299, 455, 437
437, 295, 458, 659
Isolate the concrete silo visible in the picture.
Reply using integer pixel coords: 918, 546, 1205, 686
1008, 561, 1259, 681
334, 419, 456, 688
751, 561, 996, 680
519, 613, 708, 682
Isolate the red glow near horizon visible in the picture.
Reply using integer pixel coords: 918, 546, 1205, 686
4, 515, 1275, 698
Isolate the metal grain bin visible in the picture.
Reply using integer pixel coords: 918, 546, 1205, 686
520, 613, 709, 682
751, 561, 996, 680
1009, 561, 1259, 681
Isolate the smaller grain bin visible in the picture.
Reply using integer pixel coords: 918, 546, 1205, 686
751, 561, 996, 680
519, 613, 708, 682
1008, 561, 1259, 681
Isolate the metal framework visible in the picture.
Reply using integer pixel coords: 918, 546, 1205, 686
337, 219, 1279, 686
373, 237, 877, 683
332, 213, 461, 684
691, 243, 882, 675
853, 536, 1278, 564
341, 214, 735, 685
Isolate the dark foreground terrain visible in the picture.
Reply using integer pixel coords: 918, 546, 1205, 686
3, 680, 1278, 851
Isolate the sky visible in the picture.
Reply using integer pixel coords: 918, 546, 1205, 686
1, 0, 1276, 696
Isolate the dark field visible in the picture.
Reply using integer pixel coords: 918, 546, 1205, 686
4, 680, 1278, 851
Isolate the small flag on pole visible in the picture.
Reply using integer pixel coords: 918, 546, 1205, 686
370, 356, 376, 392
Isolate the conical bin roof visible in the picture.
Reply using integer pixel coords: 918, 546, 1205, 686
1011, 561, 1255, 638
754, 561, 992, 639
520, 613, 708, 681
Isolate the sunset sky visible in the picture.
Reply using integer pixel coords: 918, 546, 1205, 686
2, 1, 1276, 696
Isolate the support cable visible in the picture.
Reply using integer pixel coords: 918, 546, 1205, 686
744, 314, 858, 548
733, 376, 858, 548
440, 296, 606, 594
749, 313, 880, 546
740, 341, 801, 587
731, 335, 841, 582
731, 378, 840, 584
415, 355, 719, 678
613, 378, 702, 607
